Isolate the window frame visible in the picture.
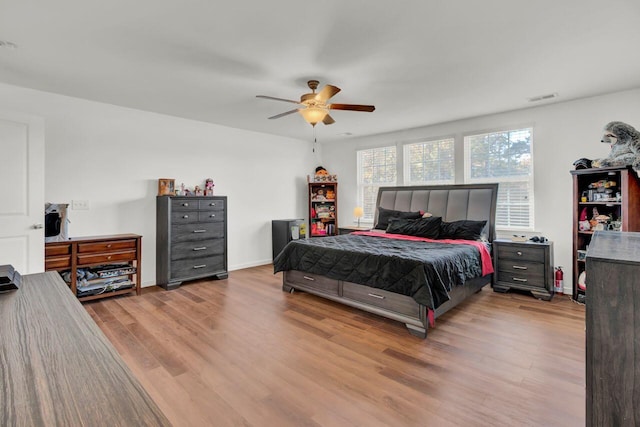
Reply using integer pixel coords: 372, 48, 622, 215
356, 145, 398, 222
463, 126, 535, 231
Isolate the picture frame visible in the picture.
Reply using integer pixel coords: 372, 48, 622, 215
158, 178, 175, 196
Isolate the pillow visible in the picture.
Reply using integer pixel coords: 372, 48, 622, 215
385, 216, 442, 238
439, 220, 487, 241
374, 207, 422, 230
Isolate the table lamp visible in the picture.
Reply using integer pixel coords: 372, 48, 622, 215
353, 206, 364, 227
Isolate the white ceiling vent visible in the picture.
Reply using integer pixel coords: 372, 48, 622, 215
528, 93, 558, 102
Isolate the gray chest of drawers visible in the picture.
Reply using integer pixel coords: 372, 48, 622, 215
492, 239, 554, 300
156, 196, 228, 290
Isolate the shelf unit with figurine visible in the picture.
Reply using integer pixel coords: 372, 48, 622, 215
570, 166, 640, 303
308, 175, 338, 237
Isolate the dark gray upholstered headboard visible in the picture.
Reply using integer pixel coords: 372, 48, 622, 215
375, 183, 499, 242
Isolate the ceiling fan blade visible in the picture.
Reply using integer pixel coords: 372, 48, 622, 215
330, 103, 375, 112
322, 114, 335, 125
256, 95, 301, 104
268, 109, 299, 120
315, 85, 341, 102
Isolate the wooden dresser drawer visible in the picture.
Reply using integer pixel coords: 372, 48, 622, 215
78, 249, 136, 265
284, 270, 339, 296
45, 244, 71, 257
171, 210, 199, 224
171, 199, 198, 210
198, 199, 225, 211
495, 269, 546, 288
170, 239, 225, 261
342, 281, 420, 317
45, 256, 71, 270
198, 211, 224, 222
172, 222, 225, 242
170, 256, 225, 279
78, 239, 137, 253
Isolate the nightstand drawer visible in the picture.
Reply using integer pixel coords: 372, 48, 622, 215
495, 245, 545, 263
495, 268, 545, 288
497, 259, 545, 276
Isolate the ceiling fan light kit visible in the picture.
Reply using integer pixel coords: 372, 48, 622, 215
299, 106, 328, 126
257, 80, 375, 127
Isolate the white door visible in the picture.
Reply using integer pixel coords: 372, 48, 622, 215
0, 111, 45, 274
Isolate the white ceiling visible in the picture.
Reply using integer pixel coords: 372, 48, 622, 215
1, 0, 639, 142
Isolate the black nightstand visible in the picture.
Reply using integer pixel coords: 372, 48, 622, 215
492, 239, 554, 300
338, 226, 371, 235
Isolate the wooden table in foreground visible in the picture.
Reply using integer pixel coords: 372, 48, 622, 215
0, 271, 171, 426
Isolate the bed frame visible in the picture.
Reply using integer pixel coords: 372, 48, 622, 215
282, 183, 499, 338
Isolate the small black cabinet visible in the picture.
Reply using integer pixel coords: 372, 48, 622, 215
272, 219, 304, 260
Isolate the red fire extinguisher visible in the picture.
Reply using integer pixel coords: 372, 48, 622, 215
554, 267, 564, 295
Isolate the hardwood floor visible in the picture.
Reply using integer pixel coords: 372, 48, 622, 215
85, 265, 586, 427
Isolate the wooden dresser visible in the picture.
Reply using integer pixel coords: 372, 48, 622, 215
586, 231, 640, 426
156, 196, 228, 290
0, 271, 170, 426
45, 234, 142, 301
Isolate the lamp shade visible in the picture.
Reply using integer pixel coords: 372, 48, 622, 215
299, 106, 328, 126
353, 207, 364, 218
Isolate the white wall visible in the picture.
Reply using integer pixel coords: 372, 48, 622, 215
0, 83, 317, 286
322, 88, 640, 292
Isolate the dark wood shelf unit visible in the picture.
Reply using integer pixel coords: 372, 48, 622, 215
570, 166, 640, 302
45, 234, 142, 301
308, 177, 338, 237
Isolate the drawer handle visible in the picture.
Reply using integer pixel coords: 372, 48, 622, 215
183, 215, 189, 219
107, 244, 112, 248
516, 251, 523, 256
513, 265, 527, 270
193, 229, 207, 233
302, 275, 315, 281
210, 214, 216, 218
512, 277, 528, 282
193, 247, 207, 251
182, 202, 189, 207
193, 265, 206, 269
209, 203, 216, 206
368, 293, 385, 299
107, 255, 112, 260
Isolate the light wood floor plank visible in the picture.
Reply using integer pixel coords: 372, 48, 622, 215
86, 264, 585, 427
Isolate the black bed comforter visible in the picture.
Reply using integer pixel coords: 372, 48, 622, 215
273, 234, 487, 310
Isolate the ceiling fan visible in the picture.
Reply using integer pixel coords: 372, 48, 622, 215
256, 80, 375, 126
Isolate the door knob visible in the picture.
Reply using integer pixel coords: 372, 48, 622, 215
32, 223, 44, 229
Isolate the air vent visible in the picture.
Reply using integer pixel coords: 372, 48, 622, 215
528, 93, 558, 102
0, 40, 18, 49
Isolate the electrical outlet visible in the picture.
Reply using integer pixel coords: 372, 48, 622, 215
72, 200, 90, 210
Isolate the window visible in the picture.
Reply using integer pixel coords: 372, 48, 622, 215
403, 138, 455, 185
464, 128, 534, 230
357, 146, 397, 221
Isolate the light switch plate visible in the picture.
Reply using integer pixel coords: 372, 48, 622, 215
72, 200, 89, 210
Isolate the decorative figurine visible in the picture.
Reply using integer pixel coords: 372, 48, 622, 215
205, 178, 215, 196
194, 185, 204, 196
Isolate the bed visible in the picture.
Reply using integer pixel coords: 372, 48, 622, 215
274, 183, 498, 338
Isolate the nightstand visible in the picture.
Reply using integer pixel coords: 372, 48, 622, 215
492, 239, 554, 300
338, 226, 371, 235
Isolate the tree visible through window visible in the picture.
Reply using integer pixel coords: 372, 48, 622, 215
465, 128, 533, 229
404, 138, 455, 185
357, 146, 397, 221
